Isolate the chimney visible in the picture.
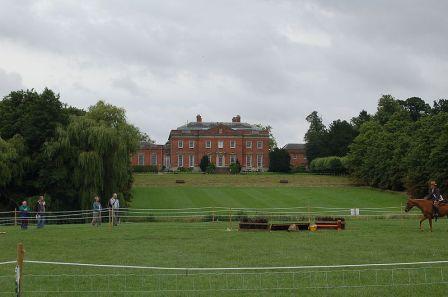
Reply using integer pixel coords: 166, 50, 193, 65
196, 114, 202, 123
232, 115, 241, 123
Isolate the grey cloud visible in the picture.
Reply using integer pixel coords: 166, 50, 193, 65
0, 69, 24, 98
0, 0, 447, 145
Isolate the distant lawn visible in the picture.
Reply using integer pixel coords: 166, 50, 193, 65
131, 173, 406, 210
133, 172, 353, 187
131, 187, 406, 209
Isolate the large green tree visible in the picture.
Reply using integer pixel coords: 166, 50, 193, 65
46, 101, 140, 209
269, 148, 291, 173
0, 88, 81, 208
326, 120, 358, 157
348, 94, 448, 194
0, 136, 26, 208
304, 111, 327, 162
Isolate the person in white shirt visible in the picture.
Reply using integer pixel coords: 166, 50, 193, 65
109, 193, 120, 226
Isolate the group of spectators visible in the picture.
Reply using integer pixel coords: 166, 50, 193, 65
18, 193, 121, 229
91, 193, 120, 227
18, 196, 46, 230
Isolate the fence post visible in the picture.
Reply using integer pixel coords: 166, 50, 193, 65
227, 208, 232, 231
108, 208, 112, 229
14, 209, 17, 227
212, 208, 215, 223
307, 204, 311, 224
16, 243, 25, 297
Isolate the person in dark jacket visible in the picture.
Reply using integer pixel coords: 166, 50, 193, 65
35, 196, 46, 228
425, 181, 443, 218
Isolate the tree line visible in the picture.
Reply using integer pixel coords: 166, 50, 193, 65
305, 95, 448, 196
0, 89, 140, 211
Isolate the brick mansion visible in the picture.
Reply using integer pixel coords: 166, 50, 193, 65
131, 115, 307, 172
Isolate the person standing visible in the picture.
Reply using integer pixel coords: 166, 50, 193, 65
92, 196, 102, 227
18, 201, 30, 230
109, 193, 120, 226
35, 196, 46, 228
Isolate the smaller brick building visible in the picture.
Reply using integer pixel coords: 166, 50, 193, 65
131, 142, 165, 170
283, 143, 307, 168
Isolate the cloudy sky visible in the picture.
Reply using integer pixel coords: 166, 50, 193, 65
1, 1, 447, 145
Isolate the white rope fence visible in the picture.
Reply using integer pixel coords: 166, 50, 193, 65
1, 259, 448, 295
0, 205, 418, 226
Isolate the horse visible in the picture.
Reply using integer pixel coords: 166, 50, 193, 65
404, 198, 448, 232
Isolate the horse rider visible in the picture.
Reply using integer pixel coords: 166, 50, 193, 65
425, 181, 444, 219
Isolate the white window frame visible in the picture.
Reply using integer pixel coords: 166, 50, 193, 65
138, 154, 145, 165
257, 154, 263, 168
230, 154, 236, 164
230, 140, 236, 148
246, 141, 252, 149
178, 155, 183, 167
218, 141, 224, 149
217, 155, 224, 167
189, 140, 195, 149
257, 141, 263, 149
178, 140, 183, 149
246, 155, 252, 168
164, 156, 171, 168
208, 154, 212, 162
151, 153, 157, 166
205, 140, 211, 149
189, 155, 195, 168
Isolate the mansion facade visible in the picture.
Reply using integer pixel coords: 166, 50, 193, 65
132, 115, 270, 172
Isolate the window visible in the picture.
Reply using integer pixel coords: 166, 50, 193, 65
178, 140, 183, 149
230, 140, 236, 148
208, 154, 212, 162
217, 155, 224, 167
246, 141, 252, 149
151, 153, 157, 165
292, 154, 297, 160
189, 155, 195, 167
189, 140, 195, 148
230, 154, 236, 164
257, 141, 263, 149
219, 128, 223, 134
246, 155, 252, 168
205, 140, 211, 149
257, 154, 263, 168
138, 154, 145, 165
218, 141, 224, 149
164, 156, 171, 168
178, 155, 183, 167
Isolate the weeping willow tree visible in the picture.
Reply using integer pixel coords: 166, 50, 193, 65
47, 101, 140, 209
0, 135, 26, 208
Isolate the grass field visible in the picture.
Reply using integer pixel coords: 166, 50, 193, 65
1, 173, 446, 296
1, 220, 448, 296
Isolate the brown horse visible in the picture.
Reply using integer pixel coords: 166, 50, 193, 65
404, 198, 448, 232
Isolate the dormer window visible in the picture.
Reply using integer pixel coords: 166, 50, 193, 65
219, 128, 223, 134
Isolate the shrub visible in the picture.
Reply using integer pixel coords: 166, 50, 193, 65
229, 160, 242, 174
309, 156, 347, 175
291, 165, 307, 173
206, 163, 216, 174
132, 165, 158, 173
178, 167, 193, 173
